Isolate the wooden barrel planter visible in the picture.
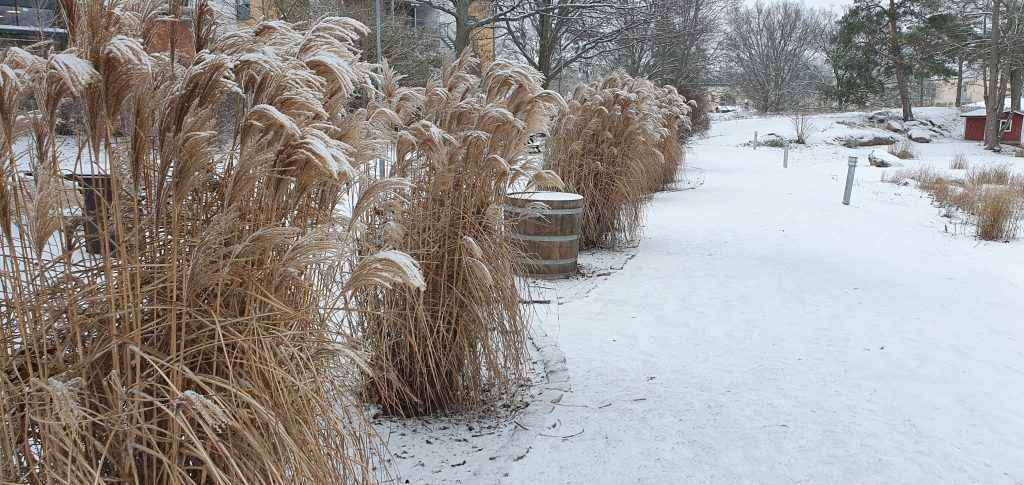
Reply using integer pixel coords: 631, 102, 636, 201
505, 191, 583, 278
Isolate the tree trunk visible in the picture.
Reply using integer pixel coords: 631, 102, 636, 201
454, 1, 472, 55
985, 1, 1003, 151
1012, 68, 1022, 112
536, 4, 554, 89
955, 59, 964, 107
888, 0, 914, 121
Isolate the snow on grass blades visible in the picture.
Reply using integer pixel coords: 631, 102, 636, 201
654, 84, 695, 190
884, 165, 1024, 242
351, 54, 564, 416
0, 3, 424, 483
544, 73, 692, 249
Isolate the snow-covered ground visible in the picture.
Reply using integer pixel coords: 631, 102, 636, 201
378, 108, 1024, 484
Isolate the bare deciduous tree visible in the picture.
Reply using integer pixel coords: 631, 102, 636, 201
416, 0, 625, 54
982, 0, 1024, 150
499, 0, 641, 89
602, 0, 733, 90
726, 0, 823, 113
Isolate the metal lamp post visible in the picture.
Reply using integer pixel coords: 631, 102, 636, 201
843, 156, 857, 205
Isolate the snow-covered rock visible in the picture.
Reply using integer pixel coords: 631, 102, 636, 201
908, 129, 933, 143
840, 134, 897, 148
868, 149, 903, 167
884, 120, 906, 133
868, 110, 893, 122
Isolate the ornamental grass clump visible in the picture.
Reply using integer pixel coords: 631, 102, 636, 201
653, 84, 694, 189
1, 3, 422, 483
351, 55, 564, 416
545, 73, 690, 249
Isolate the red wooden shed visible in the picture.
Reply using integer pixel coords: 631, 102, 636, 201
961, 108, 1024, 144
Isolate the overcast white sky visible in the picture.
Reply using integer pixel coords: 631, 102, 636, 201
747, 0, 853, 12
807, 0, 852, 10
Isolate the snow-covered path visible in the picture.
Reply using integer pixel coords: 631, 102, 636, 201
498, 115, 1024, 484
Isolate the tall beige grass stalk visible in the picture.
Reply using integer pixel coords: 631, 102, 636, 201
1, 3, 420, 482
654, 85, 693, 189
974, 187, 1022, 241
350, 55, 564, 416
884, 165, 1024, 241
545, 73, 690, 248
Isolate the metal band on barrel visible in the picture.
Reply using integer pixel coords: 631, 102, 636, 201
519, 257, 578, 266
510, 234, 579, 242
504, 206, 583, 216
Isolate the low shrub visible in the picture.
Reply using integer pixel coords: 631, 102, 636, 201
790, 112, 816, 144
950, 153, 968, 170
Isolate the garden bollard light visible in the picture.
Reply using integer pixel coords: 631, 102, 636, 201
783, 142, 789, 168
753, 131, 758, 150
843, 156, 857, 205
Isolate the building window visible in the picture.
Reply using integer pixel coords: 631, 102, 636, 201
0, 0, 58, 28
237, 0, 251, 21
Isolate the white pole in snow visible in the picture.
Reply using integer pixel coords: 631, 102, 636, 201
753, 131, 758, 150
843, 156, 857, 205
783, 142, 789, 168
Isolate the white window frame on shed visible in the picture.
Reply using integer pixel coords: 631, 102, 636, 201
1000, 117, 1012, 133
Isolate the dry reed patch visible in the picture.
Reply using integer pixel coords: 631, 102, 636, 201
1015, 146, 1024, 157
966, 164, 1016, 186
950, 153, 968, 170
1, 5, 422, 483
974, 186, 1022, 241
884, 165, 1024, 241
888, 140, 919, 159
351, 55, 564, 416
545, 73, 689, 248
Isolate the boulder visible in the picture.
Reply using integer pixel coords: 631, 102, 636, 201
868, 110, 892, 122
908, 129, 932, 143
884, 120, 906, 133
868, 150, 903, 168
840, 134, 897, 148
